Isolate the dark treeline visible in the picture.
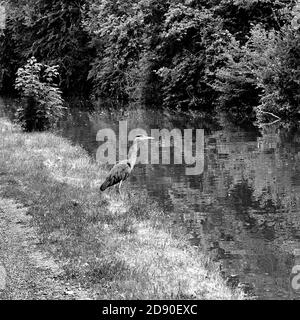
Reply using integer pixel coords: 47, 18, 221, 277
0, 0, 299, 122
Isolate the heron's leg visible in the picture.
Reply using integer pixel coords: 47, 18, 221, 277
118, 180, 123, 199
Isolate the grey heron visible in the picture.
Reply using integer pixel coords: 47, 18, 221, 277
100, 134, 154, 193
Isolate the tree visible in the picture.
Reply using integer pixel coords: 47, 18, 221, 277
0, 0, 93, 96
31, 0, 94, 95
155, 2, 230, 109
207, 0, 297, 42
84, 0, 169, 102
0, 0, 36, 94
255, 24, 300, 120
214, 2, 300, 122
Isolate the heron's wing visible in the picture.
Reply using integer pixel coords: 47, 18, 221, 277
100, 162, 131, 191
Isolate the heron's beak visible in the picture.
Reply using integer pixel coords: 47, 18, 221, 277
141, 136, 154, 140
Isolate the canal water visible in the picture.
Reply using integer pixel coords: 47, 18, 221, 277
2, 97, 300, 299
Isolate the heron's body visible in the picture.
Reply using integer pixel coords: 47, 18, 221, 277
100, 134, 153, 193
100, 160, 132, 191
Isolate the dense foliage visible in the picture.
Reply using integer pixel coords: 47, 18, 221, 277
0, 0, 299, 123
0, 0, 93, 95
15, 56, 65, 131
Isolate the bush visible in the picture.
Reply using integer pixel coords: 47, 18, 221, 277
255, 26, 300, 120
14, 57, 65, 131
213, 26, 267, 121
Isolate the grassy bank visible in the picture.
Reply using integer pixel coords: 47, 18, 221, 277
0, 118, 244, 299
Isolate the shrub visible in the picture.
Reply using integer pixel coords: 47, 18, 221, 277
14, 57, 65, 132
255, 26, 300, 120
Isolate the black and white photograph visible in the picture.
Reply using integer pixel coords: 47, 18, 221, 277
0, 0, 300, 306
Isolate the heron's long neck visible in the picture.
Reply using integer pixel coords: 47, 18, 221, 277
128, 141, 138, 169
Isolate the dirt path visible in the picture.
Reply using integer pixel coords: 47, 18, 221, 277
0, 193, 92, 300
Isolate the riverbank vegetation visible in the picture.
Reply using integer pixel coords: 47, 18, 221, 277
0, 118, 244, 299
0, 0, 299, 124
14, 56, 65, 131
